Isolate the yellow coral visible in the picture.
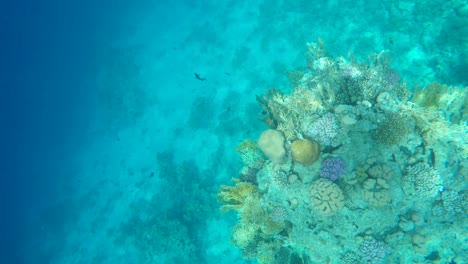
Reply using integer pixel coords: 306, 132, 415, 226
218, 180, 256, 212
291, 139, 320, 165
413, 82, 448, 108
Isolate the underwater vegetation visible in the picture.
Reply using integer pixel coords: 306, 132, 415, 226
219, 41, 468, 263
115, 153, 218, 263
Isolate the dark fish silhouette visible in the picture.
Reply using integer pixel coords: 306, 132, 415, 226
194, 73, 206, 81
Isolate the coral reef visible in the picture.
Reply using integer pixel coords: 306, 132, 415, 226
219, 41, 467, 263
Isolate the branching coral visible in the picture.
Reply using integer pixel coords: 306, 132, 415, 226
413, 82, 448, 108
232, 221, 259, 248
309, 113, 338, 146
372, 113, 408, 145
403, 162, 443, 198
359, 239, 391, 264
432, 190, 468, 218
236, 140, 265, 169
218, 180, 256, 212
257, 89, 302, 140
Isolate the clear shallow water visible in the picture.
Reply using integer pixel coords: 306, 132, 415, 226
9, 0, 467, 263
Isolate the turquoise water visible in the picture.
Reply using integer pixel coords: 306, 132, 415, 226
10, 0, 467, 263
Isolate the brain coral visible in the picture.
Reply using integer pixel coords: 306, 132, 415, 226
257, 129, 287, 164
291, 139, 319, 165
362, 178, 391, 207
363, 164, 393, 206
309, 178, 344, 215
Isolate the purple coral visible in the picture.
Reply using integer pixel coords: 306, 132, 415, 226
359, 239, 391, 264
320, 157, 346, 181
310, 113, 337, 146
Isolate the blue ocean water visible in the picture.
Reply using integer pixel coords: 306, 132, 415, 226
7, 0, 466, 263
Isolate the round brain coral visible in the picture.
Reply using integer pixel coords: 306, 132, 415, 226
309, 178, 344, 215
257, 129, 287, 164
291, 139, 319, 165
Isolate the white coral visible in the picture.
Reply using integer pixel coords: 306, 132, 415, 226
257, 129, 287, 164
405, 162, 444, 198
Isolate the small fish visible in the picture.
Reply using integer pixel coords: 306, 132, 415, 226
428, 149, 436, 168
194, 73, 206, 81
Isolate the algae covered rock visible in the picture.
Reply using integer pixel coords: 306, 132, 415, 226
291, 139, 319, 165
257, 129, 287, 164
